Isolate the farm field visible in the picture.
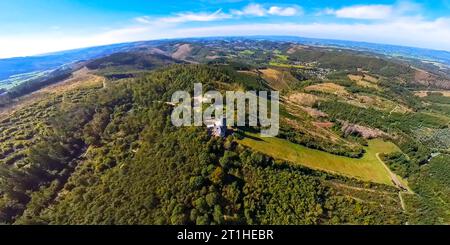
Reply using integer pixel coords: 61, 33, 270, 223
305, 82, 349, 96
259, 68, 298, 90
414, 90, 450, 97
347, 74, 381, 90
239, 132, 405, 186
268, 62, 307, 68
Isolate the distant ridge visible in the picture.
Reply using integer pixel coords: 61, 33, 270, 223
1, 35, 450, 82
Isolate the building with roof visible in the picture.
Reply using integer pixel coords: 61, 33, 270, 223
205, 117, 227, 138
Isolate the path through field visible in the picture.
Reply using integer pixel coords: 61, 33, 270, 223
375, 153, 412, 193
239, 133, 403, 185
375, 153, 414, 211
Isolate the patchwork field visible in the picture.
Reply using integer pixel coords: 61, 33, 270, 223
239, 132, 406, 186
259, 68, 298, 90
286, 92, 320, 107
348, 74, 381, 90
414, 90, 450, 97
301, 81, 411, 113
171, 44, 192, 60
268, 62, 307, 68
305, 82, 349, 96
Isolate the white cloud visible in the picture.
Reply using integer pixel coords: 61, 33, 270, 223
268, 6, 301, 16
171, 18, 450, 51
135, 4, 302, 27
158, 9, 231, 23
232, 4, 302, 17
329, 5, 394, 19
232, 3, 266, 16
134, 16, 152, 24
0, 26, 157, 58
2, 17, 450, 59
134, 9, 231, 25
1, 2, 449, 58
315, 8, 335, 16
322, 1, 422, 20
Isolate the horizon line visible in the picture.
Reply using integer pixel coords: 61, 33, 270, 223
2, 34, 450, 60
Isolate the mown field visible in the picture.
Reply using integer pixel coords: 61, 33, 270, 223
239, 132, 403, 186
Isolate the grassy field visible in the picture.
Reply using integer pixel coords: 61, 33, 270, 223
268, 62, 306, 68
274, 54, 289, 61
239, 132, 403, 185
414, 90, 450, 97
239, 50, 255, 55
259, 68, 299, 90
305, 82, 349, 96
348, 74, 381, 91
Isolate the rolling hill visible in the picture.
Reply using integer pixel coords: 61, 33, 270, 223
0, 38, 449, 225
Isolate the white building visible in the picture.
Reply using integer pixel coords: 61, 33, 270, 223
205, 117, 227, 138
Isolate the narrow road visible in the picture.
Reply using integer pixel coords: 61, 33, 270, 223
399, 192, 406, 211
376, 153, 412, 192
376, 153, 414, 211
327, 181, 397, 195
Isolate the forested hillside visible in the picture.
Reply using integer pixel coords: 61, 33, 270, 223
1, 39, 449, 225
0, 65, 402, 224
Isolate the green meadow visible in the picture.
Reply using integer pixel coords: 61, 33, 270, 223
239, 132, 403, 185
268, 62, 306, 68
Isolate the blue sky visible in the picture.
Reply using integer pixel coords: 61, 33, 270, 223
1, 0, 450, 58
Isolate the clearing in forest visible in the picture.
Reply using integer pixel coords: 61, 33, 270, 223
239, 132, 407, 186
259, 68, 298, 90
414, 90, 450, 97
348, 74, 381, 90
304, 82, 348, 96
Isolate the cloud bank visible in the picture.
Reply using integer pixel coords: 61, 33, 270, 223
231, 4, 302, 17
